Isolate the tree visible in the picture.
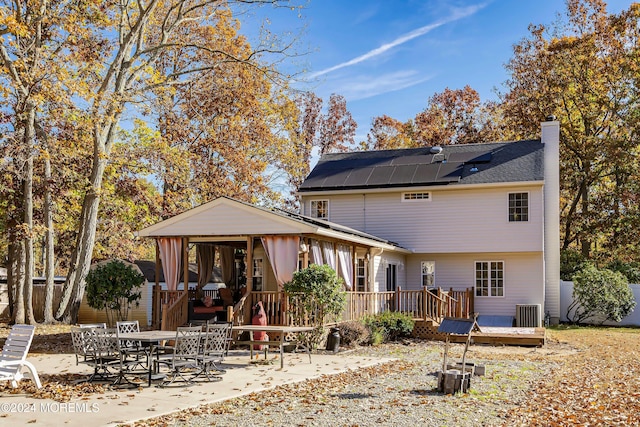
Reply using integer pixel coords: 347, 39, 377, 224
282, 91, 357, 206
364, 86, 509, 150
366, 115, 416, 150
50, 0, 302, 323
84, 260, 145, 327
501, 0, 640, 261
318, 94, 357, 156
283, 264, 346, 348
567, 263, 636, 324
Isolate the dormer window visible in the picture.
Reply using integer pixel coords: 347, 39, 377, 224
310, 200, 329, 219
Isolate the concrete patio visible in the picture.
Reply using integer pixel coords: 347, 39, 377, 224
0, 349, 391, 426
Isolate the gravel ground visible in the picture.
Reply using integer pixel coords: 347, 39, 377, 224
133, 339, 562, 427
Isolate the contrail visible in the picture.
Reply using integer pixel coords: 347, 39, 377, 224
308, 3, 487, 79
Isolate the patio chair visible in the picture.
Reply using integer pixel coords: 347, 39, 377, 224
154, 326, 201, 387
194, 322, 232, 381
116, 320, 147, 371
0, 324, 42, 389
70, 326, 120, 382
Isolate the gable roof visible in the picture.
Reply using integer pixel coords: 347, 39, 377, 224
136, 197, 409, 252
298, 140, 544, 192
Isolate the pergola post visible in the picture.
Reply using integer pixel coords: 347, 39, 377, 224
246, 235, 254, 293
153, 239, 161, 328
182, 237, 189, 293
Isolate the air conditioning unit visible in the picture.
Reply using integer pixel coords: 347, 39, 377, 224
515, 304, 541, 327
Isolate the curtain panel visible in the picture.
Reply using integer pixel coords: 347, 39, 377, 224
261, 236, 300, 288
310, 239, 323, 265
158, 237, 182, 291
337, 244, 353, 290
196, 244, 216, 296
218, 246, 235, 287
321, 241, 336, 271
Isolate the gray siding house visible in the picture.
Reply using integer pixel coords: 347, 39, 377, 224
298, 119, 561, 325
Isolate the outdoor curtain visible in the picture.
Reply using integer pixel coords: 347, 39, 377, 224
337, 244, 353, 290
261, 236, 300, 288
218, 246, 235, 287
321, 241, 336, 271
196, 244, 216, 296
309, 239, 323, 265
158, 237, 182, 291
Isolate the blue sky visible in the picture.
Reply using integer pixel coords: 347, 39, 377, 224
261, 0, 632, 144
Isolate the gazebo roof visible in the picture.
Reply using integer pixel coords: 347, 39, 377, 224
136, 197, 410, 253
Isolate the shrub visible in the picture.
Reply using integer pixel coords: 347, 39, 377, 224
284, 264, 346, 348
568, 264, 636, 324
606, 260, 640, 284
362, 311, 415, 342
85, 260, 145, 326
337, 321, 370, 347
561, 249, 588, 281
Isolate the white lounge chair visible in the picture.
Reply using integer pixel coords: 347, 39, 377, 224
0, 324, 42, 388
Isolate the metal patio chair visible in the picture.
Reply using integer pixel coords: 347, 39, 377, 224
194, 322, 232, 381
154, 326, 201, 387
71, 326, 120, 382
116, 320, 148, 371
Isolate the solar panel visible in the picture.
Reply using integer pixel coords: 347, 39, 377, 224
390, 154, 433, 166
413, 164, 440, 184
435, 163, 464, 182
389, 165, 418, 184
322, 169, 352, 187
366, 166, 395, 185
344, 167, 374, 186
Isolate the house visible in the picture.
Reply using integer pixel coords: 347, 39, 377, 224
297, 118, 561, 326
137, 119, 559, 330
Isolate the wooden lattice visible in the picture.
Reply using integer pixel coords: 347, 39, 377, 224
412, 320, 447, 341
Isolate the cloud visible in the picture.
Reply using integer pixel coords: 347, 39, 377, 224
308, 3, 487, 79
334, 70, 434, 101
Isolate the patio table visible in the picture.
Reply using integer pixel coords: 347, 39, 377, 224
231, 325, 314, 369
116, 330, 178, 386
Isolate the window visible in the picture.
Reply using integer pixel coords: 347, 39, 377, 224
403, 192, 431, 201
475, 261, 504, 297
421, 261, 435, 287
253, 258, 263, 291
509, 192, 528, 222
386, 264, 397, 292
310, 200, 329, 219
356, 258, 366, 292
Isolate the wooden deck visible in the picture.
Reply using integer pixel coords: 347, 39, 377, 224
466, 326, 546, 347
413, 320, 546, 347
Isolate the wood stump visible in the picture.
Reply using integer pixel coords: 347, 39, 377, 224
437, 370, 471, 394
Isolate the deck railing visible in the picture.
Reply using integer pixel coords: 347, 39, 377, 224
160, 291, 188, 331
153, 289, 186, 329
152, 286, 474, 328
244, 287, 474, 326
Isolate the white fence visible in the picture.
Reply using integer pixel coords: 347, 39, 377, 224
560, 280, 640, 326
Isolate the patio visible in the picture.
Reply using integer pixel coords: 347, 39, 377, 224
0, 345, 390, 426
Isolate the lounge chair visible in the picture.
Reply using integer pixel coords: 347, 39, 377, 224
0, 324, 42, 388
